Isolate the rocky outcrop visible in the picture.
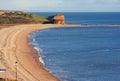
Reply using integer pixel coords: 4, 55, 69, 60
53, 14, 65, 24
0, 10, 66, 25
0, 11, 5, 15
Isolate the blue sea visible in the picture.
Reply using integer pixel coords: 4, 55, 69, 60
30, 12, 120, 81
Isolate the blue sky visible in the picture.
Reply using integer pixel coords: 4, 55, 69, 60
0, 0, 120, 12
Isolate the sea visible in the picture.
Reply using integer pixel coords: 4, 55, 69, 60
30, 12, 120, 81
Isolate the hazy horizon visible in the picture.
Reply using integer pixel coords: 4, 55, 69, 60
0, 0, 120, 12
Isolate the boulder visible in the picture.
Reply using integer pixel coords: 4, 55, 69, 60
0, 11, 5, 15
53, 14, 65, 24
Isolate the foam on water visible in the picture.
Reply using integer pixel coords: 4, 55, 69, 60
33, 47, 45, 65
29, 34, 45, 65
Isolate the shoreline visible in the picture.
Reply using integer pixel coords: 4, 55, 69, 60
0, 24, 78, 81
0, 23, 120, 81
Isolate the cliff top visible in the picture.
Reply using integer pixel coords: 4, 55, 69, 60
53, 14, 65, 21
0, 10, 48, 24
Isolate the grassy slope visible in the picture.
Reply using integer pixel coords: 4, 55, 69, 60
0, 10, 48, 24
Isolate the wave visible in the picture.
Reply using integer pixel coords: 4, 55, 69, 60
34, 46, 45, 65
90, 49, 110, 53
32, 38, 35, 42
89, 48, 120, 53
29, 33, 45, 65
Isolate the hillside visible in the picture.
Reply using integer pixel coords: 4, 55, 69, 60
0, 10, 48, 24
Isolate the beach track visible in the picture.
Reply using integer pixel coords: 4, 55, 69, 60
0, 24, 67, 81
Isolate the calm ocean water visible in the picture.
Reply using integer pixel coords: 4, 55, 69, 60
30, 12, 120, 81
30, 12, 120, 24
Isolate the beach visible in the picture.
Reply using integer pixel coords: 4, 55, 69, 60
0, 24, 77, 81
0, 23, 120, 81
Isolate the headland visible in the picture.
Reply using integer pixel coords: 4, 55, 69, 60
0, 10, 120, 81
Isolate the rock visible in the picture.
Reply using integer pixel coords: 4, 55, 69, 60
53, 14, 65, 24
0, 11, 5, 15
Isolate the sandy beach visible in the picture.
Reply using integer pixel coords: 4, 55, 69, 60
0, 24, 78, 81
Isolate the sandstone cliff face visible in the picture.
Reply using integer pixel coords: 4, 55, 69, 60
53, 14, 65, 24
0, 11, 5, 15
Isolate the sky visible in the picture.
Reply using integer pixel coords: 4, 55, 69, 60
0, 0, 120, 12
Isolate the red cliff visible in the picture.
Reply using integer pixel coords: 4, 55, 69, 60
53, 14, 65, 24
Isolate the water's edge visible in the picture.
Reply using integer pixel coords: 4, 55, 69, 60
28, 30, 61, 80
28, 26, 120, 81
28, 34, 45, 65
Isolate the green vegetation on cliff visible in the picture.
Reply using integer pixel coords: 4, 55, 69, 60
0, 10, 48, 24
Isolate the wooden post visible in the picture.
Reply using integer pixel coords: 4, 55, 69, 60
15, 61, 18, 81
